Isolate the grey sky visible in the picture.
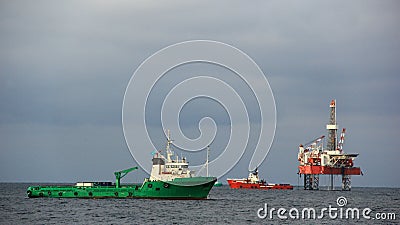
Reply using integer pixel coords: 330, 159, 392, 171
1, 1, 399, 187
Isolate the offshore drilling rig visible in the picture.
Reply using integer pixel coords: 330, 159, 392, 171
297, 100, 362, 191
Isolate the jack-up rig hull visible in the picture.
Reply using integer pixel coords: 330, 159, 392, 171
297, 100, 362, 191
27, 131, 217, 199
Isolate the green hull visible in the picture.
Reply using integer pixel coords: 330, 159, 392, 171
27, 177, 217, 199
214, 181, 223, 187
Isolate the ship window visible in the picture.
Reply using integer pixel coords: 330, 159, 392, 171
166, 165, 169, 168
183, 165, 188, 168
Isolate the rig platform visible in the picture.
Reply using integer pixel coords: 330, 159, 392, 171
297, 100, 362, 191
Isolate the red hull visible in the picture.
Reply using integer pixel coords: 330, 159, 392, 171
298, 165, 361, 175
227, 179, 293, 190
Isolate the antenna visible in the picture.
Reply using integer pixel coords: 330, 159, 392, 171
206, 145, 210, 177
166, 129, 171, 151
194, 145, 211, 177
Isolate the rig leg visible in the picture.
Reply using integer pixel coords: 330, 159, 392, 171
329, 174, 334, 190
312, 174, 319, 190
342, 175, 351, 191
304, 174, 319, 190
304, 174, 311, 190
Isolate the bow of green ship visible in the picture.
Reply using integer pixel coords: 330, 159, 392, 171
137, 176, 217, 199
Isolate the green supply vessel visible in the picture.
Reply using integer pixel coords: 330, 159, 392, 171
27, 133, 217, 199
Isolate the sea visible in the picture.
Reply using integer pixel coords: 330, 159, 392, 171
0, 183, 398, 224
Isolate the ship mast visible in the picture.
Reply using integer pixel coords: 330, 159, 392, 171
206, 145, 210, 177
166, 129, 173, 162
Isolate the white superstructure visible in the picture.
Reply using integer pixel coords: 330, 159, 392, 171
149, 131, 194, 181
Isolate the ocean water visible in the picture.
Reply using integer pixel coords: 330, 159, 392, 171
0, 183, 398, 224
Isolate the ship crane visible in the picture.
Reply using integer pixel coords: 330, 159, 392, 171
114, 167, 138, 188
297, 100, 362, 191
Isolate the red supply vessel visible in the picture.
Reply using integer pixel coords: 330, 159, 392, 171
227, 169, 293, 190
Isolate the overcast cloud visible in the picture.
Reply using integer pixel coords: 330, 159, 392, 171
0, 0, 399, 187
